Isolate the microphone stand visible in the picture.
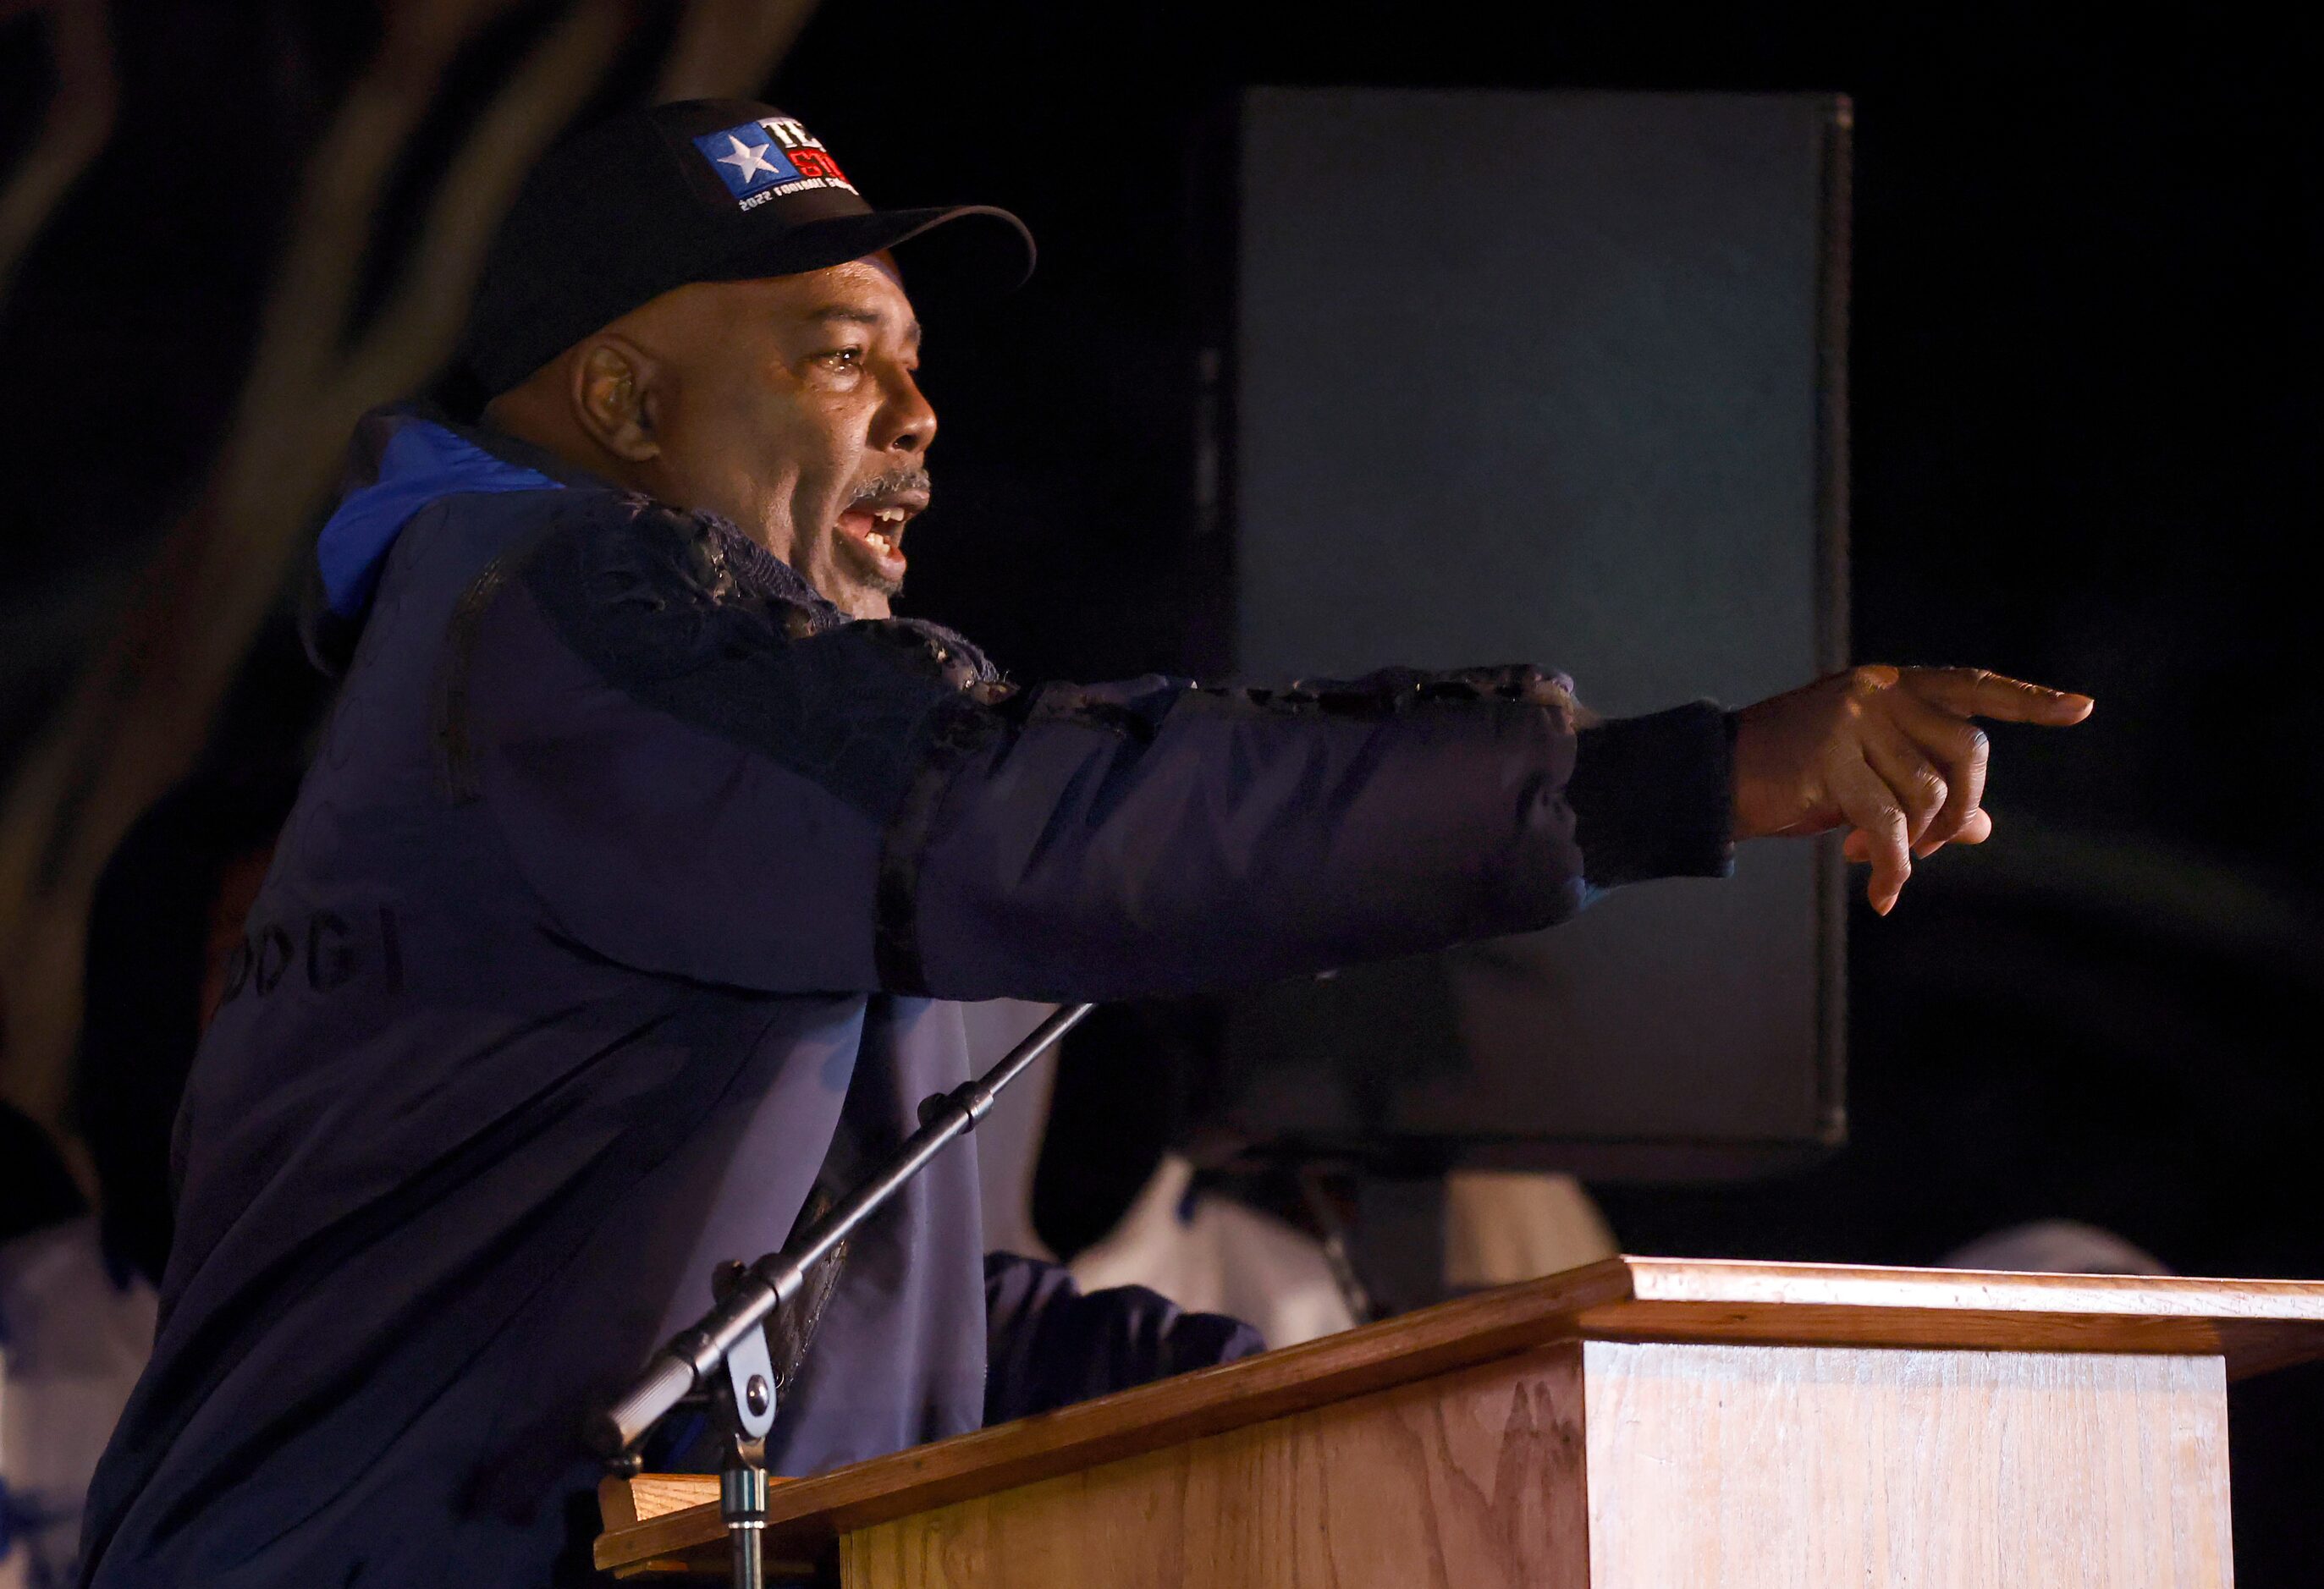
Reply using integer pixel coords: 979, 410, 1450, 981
592, 1002, 1094, 1586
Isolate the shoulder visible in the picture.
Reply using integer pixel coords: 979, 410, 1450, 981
520, 494, 826, 665
489, 497, 1011, 814
519, 494, 1004, 696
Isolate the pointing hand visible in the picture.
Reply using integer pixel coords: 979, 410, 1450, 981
1731, 667, 2094, 914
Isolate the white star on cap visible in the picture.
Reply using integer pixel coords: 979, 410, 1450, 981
717, 134, 779, 185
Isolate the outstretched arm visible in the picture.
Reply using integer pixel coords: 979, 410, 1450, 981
466, 500, 1732, 999
471, 501, 2088, 998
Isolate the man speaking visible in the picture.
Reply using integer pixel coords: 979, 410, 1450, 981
78, 101, 2088, 1586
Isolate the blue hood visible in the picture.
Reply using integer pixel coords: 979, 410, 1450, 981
316, 416, 563, 619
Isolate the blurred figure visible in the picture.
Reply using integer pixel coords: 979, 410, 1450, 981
1036, 1005, 1620, 1344
1069, 1160, 1620, 1344
1940, 1219, 2172, 1277
0, 1100, 151, 1589
1442, 1169, 1620, 1289
1069, 1155, 1360, 1348
0, 768, 296, 1589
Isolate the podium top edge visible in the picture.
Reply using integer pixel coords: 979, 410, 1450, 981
1613, 1255, 2324, 1323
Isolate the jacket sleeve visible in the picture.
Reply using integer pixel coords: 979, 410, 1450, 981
466, 498, 1733, 1001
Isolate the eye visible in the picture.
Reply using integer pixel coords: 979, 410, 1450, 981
813, 346, 866, 373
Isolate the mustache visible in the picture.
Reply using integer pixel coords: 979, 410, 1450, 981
848, 467, 932, 508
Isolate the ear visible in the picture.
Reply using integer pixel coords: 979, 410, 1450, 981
569, 336, 663, 463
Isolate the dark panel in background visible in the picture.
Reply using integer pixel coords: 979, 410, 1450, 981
1211, 90, 1851, 1177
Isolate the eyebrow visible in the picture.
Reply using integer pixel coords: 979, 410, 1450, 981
804, 305, 922, 344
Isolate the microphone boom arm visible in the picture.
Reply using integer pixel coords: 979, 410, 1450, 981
592, 1001, 1096, 1459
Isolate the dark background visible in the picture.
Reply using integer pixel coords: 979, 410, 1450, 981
3, 1, 2316, 1577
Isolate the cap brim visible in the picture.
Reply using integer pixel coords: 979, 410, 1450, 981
706, 205, 1036, 300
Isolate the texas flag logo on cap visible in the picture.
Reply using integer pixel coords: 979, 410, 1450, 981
693, 116, 856, 211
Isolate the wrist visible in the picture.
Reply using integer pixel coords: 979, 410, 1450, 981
1567, 701, 1737, 888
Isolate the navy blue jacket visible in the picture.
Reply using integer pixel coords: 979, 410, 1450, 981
78, 408, 1732, 1586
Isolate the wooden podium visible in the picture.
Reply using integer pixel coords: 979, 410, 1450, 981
595, 1256, 2324, 1586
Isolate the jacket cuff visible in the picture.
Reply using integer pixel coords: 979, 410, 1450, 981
1567, 701, 1737, 888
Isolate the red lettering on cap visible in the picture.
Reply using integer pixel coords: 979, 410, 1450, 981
791, 149, 846, 183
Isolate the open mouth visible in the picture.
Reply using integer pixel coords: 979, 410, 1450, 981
834, 487, 927, 580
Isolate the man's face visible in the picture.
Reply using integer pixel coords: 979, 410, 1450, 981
624, 260, 935, 619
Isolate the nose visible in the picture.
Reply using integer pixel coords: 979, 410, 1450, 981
875, 364, 937, 455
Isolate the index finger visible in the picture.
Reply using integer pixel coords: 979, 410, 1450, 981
1899, 668, 2094, 726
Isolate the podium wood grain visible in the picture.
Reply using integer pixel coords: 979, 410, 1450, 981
1583, 1343, 2232, 1588
597, 1257, 2324, 1584
843, 1344, 1589, 1589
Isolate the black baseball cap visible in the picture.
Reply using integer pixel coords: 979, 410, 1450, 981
462, 99, 1035, 397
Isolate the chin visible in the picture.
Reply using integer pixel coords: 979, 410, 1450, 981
831, 577, 901, 621
825, 549, 904, 619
